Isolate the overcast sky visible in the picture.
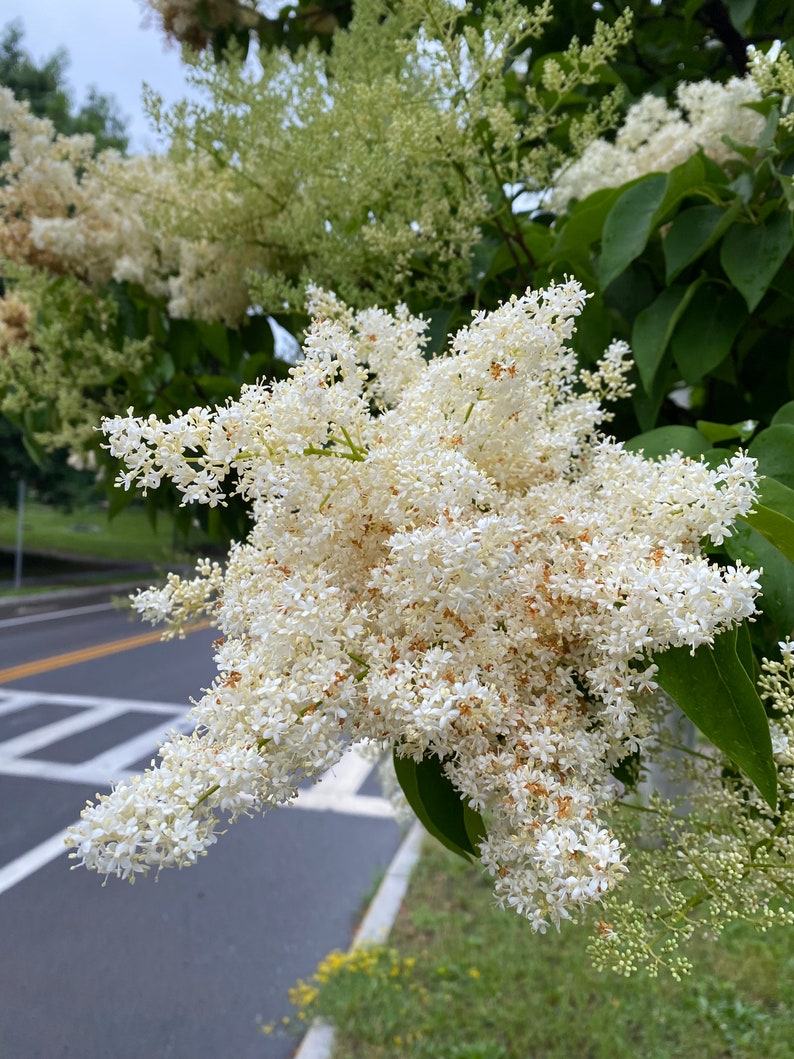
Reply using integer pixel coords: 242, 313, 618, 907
1, 0, 196, 152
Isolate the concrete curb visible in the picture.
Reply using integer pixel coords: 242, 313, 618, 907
293, 821, 424, 1059
0, 580, 153, 616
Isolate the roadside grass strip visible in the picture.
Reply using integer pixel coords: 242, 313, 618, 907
0, 501, 210, 564
288, 842, 794, 1059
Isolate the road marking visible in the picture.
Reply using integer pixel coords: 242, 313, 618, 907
0, 704, 123, 757
0, 831, 71, 897
0, 602, 116, 630
0, 710, 394, 896
292, 789, 394, 818
0, 620, 212, 684
0, 689, 192, 716
293, 745, 392, 816
0, 690, 187, 784
0, 691, 31, 717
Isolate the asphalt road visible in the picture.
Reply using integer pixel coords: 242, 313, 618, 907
0, 596, 402, 1059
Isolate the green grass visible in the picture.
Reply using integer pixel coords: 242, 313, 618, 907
0, 571, 148, 599
290, 842, 794, 1059
0, 501, 207, 565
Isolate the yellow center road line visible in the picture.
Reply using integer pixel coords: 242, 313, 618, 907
0, 621, 213, 685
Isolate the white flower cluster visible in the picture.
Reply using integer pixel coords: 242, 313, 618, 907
0, 88, 254, 325
67, 281, 760, 930
551, 76, 765, 211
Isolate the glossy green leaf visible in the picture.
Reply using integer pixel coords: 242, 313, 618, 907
196, 320, 231, 365
749, 424, 794, 490
735, 620, 757, 683
695, 421, 740, 444
744, 477, 794, 563
599, 175, 667, 289
546, 186, 624, 264
657, 152, 708, 218
241, 314, 275, 357
779, 174, 794, 212
726, 523, 794, 642
745, 503, 794, 564
727, 0, 758, 32
654, 629, 777, 809
695, 419, 757, 444
631, 281, 702, 393
771, 401, 794, 427
720, 212, 794, 312
663, 202, 740, 283
624, 425, 711, 459
393, 750, 485, 861
242, 352, 276, 385
670, 283, 747, 384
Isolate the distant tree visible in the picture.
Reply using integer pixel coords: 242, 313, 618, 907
0, 20, 128, 159
0, 20, 129, 509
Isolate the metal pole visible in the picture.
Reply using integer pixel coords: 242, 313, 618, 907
13, 477, 24, 590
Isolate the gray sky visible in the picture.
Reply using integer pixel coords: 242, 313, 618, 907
1, 0, 196, 152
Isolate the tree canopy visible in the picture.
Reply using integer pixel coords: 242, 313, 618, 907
0, 20, 129, 506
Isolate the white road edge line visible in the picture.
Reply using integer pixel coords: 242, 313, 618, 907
0, 602, 117, 629
293, 822, 425, 1059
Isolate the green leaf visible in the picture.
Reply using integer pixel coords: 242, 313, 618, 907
695, 421, 739, 444
695, 419, 757, 444
779, 174, 794, 212
749, 424, 794, 489
663, 202, 740, 283
599, 175, 667, 289
720, 212, 794, 312
653, 629, 777, 809
726, 524, 794, 642
744, 477, 794, 562
196, 321, 231, 365
735, 620, 757, 683
517, 220, 555, 264
167, 319, 198, 371
745, 503, 794, 564
772, 401, 794, 427
547, 186, 624, 264
657, 152, 708, 218
727, 0, 758, 31
670, 283, 747, 384
631, 281, 703, 393
240, 314, 275, 357
393, 751, 486, 861
196, 374, 238, 402
423, 306, 457, 356
599, 155, 713, 289
624, 425, 711, 459
242, 352, 275, 385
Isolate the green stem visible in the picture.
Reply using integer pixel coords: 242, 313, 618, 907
303, 444, 366, 462
192, 783, 221, 810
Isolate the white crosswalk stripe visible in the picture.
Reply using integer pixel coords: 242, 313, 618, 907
0, 688, 393, 895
